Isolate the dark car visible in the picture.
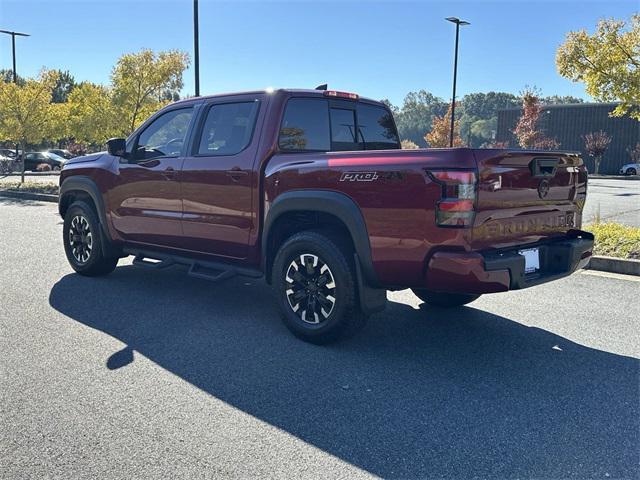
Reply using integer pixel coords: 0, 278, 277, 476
23, 151, 67, 171
58, 88, 594, 344
47, 149, 74, 160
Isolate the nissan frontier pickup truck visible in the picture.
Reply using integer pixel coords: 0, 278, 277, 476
59, 88, 594, 343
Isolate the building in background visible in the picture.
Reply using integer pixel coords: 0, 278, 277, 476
496, 103, 639, 174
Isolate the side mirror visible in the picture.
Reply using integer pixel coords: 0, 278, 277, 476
107, 138, 127, 157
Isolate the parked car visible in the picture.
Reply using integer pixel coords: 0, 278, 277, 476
23, 151, 67, 171
58, 88, 594, 344
619, 163, 639, 176
47, 148, 74, 160
0, 148, 18, 159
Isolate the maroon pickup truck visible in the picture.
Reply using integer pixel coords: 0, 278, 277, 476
59, 88, 593, 343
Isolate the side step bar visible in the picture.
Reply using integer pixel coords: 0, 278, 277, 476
124, 248, 263, 283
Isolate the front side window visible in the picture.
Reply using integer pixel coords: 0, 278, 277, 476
197, 101, 259, 156
356, 104, 400, 150
279, 98, 330, 151
136, 108, 193, 159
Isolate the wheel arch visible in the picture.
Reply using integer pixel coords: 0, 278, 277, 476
262, 190, 379, 287
59, 176, 119, 257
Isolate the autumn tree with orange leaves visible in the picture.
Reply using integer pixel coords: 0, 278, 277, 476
424, 103, 464, 147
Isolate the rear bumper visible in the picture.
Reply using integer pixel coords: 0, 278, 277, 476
424, 230, 594, 294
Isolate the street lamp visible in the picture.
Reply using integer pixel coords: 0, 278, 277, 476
445, 17, 469, 147
193, 0, 200, 97
0, 29, 30, 83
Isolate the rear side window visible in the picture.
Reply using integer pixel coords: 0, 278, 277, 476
279, 98, 330, 151
198, 101, 259, 156
279, 97, 399, 152
356, 103, 400, 150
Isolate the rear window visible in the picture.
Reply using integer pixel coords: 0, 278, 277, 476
356, 103, 400, 150
330, 108, 358, 151
279, 97, 399, 152
279, 98, 330, 151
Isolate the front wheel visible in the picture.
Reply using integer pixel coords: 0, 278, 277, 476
411, 288, 480, 307
63, 201, 118, 276
272, 231, 367, 344
626, 168, 637, 176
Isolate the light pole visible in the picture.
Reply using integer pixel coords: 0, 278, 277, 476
1, 29, 30, 172
445, 17, 469, 147
193, 0, 200, 97
0, 29, 30, 83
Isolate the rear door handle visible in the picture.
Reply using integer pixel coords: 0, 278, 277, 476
225, 167, 248, 181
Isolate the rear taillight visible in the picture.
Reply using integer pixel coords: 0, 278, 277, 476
426, 170, 477, 228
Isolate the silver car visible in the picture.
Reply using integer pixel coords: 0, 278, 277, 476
619, 163, 640, 176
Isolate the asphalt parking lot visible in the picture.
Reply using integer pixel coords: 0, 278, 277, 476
1, 198, 639, 479
583, 178, 640, 227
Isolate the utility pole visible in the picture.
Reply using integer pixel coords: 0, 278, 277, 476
445, 17, 469, 147
193, 0, 200, 96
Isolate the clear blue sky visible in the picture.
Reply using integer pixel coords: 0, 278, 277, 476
0, 0, 637, 106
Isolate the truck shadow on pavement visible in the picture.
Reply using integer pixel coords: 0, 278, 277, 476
49, 265, 638, 479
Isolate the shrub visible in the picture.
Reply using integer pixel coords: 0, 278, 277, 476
585, 222, 640, 259
36, 163, 52, 172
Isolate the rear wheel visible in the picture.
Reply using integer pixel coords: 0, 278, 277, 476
272, 231, 367, 344
63, 201, 118, 276
411, 288, 480, 307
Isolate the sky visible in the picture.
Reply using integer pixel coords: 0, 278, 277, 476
0, 0, 637, 106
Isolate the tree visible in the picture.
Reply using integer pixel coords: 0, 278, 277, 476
401, 139, 419, 149
66, 82, 118, 145
425, 103, 464, 147
0, 68, 26, 85
0, 70, 59, 182
583, 131, 612, 174
542, 95, 584, 105
556, 14, 640, 120
394, 90, 449, 147
111, 49, 190, 134
458, 92, 520, 147
512, 88, 559, 150
51, 70, 76, 103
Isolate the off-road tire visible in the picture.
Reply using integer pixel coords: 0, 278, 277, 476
272, 230, 367, 344
411, 288, 480, 307
63, 201, 118, 276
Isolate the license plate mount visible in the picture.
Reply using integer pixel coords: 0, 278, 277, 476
518, 247, 540, 274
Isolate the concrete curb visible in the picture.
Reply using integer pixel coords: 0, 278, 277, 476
1, 172, 60, 177
0, 190, 59, 203
586, 256, 640, 276
589, 175, 640, 180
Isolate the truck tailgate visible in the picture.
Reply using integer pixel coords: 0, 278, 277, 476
471, 149, 588, 250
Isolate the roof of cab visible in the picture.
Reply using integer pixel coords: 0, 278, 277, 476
172, 88, 380, 106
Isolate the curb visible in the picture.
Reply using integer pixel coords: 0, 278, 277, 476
586, 256, 640, 276
1, 172, 60, 177
0, 190, 59, 203
589, 175, 640, 180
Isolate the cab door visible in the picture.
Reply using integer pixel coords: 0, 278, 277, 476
179, 95, 264, 260
109, 106, 195, 247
